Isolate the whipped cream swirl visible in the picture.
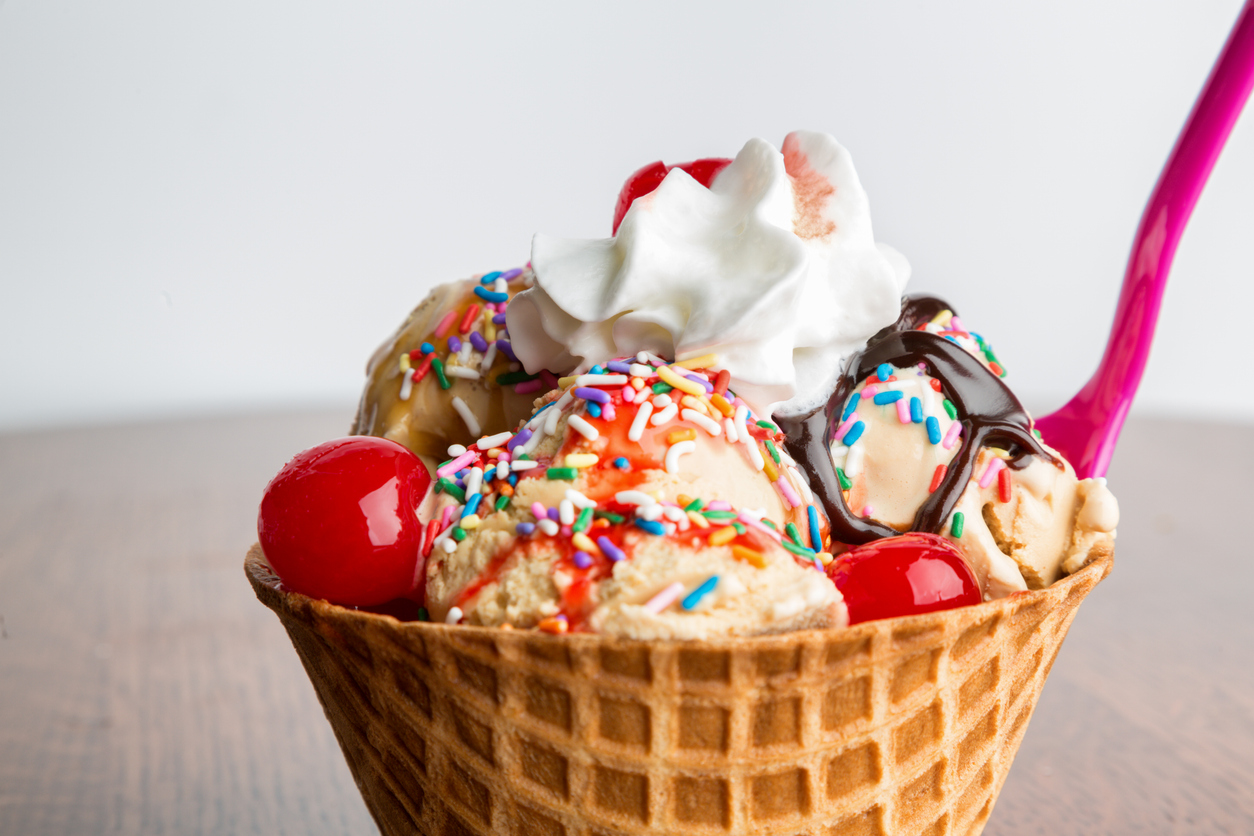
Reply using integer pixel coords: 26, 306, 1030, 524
507, 131, 911, 415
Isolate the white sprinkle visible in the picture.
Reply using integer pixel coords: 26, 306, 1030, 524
399, 372, 414, 401
567, 414, 600, 440
575, 374, 628, 387
479, 342, 498, 373
681, 408, 722, 436
441, 539, 457, 554
662, 521, 678, 535
643, 582, 685, 614
458, 340, 474, 365
559, 499, 575, 525
544, 402, 563, 436
445, 606, 464, 625
661, 505, 686, 522
447, 443, 468, 458
723, 417, 739, 443
650, 403, 679, 425
565, 489, 597, 509
628, 401, 654, 442
635, 351, 651, 364
521, 423, 546, 455
464, 467, 483, 497
734, 405, 750, 445
665, 440, 696, 474
510, 459, 539, 471
615, 490, 656, 506
446, 365, 481, 380
747, 441, 765, 471
629, 363, 655, 378
652, 393, 672, 408
641, 351, 669, 367
537, 518, 559, 536
495, 461, 509, 481
451, 396, 481, 437
493, 277, 508, 295
637, 503, 664, 521
846, 443, 866, 478
554, 389, 575, 411
477, 431, 513, 450
788, 465, 814, 504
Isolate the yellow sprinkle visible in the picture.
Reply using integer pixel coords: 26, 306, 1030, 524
817, 551, 834, 566
572, 532, 600, 555
484, 320, 496, 342
558, 376, 579, 389
762, 450, 779, 482
667, 428, 697, 444
674, 353, 718, 370
676, 494, 694, 508
459, 514, 481, 530
656, 365, 705, 396
687, 511, 710, 529
731, 544, 766, 569
709, 393, 735, 417
565, 453, 599, 469
930, 308, 954, 327
399, 354, 411, 372
708, 526, 737, 546
538, 616, 568, 634
631, 377, 645, 390
680, 395, 711, 416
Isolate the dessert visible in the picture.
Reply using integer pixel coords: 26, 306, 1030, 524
247, 129, 1117, 836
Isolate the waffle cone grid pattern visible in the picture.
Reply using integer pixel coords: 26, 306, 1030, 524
246, 546, 1111, 836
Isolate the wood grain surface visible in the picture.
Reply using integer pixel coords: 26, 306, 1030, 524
1, 409, 1252, 835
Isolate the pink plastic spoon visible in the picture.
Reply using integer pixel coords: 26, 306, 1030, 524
1035, 1, 1254, 479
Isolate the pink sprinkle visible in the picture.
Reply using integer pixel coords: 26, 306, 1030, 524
559, 525, 572, 537
833, 415, 858, 442
436, 449, 478, 479
706, 500, 732, 511
737, 511, 783, 542
514, 378, 543, 394
895, 398, 911, 424
978, 457, 1006, 489
942, 421, 963, 450
862, 384, 880, 399
861, 505, 874, 518
433, 309, 459, 339
621, 385, 636, 403
643, 582, 686, 614
775, 477, 801, 508
950, 316, 966, 332
497, 452, 510, 463
531, 502, 547, 520
439, 504, 456, 531
602, 402, 617, 422
540, 370, 559, 390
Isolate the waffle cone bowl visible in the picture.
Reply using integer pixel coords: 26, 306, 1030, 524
246, 545, 1111, 836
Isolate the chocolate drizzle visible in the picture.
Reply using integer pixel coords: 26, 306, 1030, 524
776, 295, 1059, 546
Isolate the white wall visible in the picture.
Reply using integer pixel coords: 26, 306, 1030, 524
2, 0, 1250, 432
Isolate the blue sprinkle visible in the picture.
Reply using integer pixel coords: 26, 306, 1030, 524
480, 270, 502, 285
613, 457, 631, 470
469, 332, 488, 353
841, 392, 861, 421
590, 364, 605, 375
876, 363, 893, 382
508, 474, 518, 487
607, 360, 632, 373
491, 313, 508, 325
448, 336, 462, 353
943, 334, 960, 344
574, 386, 610, 404
462, 493, 483, 517
926, 416, 942, 444
872, 390, 903, 405
843, 421, 866, 447
597, 536, 626, 562
634, 518, 666, 536
496, 340, 517, 361
807, 505, 821, 551
474, 286, 509, 303
910, 397, 923, 424
587, 403, 602, 418
420, 342, 434, 355
573, 550, 593, 569
681, 576, 719, 611
515, 522, 536, 535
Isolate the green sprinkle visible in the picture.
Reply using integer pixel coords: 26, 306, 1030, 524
764, 438, 781, 464
943, 399, 957, 420
785, 522, 802, 545
417, 607, 429, 622
451, 527, 467, 542
780, 538, 817, 558
836, 467, 852, 491
437, 479, 465, 503
761, 518, 778, 531
756, 419, 779, 432
546, 467, 577, 481
683, 498, 704, 512
495, 370, 539, 386
494, 494, 511, 512
433, 480, 445, 494
950, 511, 965, 538
651, 381, 674, 394
515, 452, 531, 461
1031, 428, 1042, 439
982, 346, 998, 364
702, 510, 738, 521
594, 510, 625, 524
573, 507, 593, 533
731, 522, 747, 534
432, 357, 451, 390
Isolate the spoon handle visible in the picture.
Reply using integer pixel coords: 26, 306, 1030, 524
1036, 1, 1254, 479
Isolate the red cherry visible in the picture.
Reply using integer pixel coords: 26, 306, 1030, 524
258, 437, 432, 606
611, 156, 732, 234
827, 533, 981, 625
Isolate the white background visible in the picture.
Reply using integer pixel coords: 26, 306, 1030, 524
1, 0, 1250, 432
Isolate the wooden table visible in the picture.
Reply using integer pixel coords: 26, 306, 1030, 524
2, 410, 1252, 834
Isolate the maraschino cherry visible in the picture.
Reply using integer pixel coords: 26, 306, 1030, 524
611, 157, 732, 234
258, 437, 432, 606
827, 533, 981, 625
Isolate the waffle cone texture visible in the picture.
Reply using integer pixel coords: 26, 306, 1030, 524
246, 545, 1111, 836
